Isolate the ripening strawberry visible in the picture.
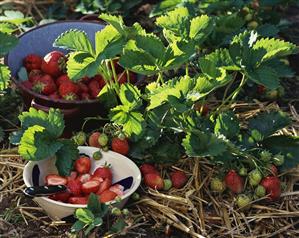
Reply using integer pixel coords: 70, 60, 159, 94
88, 132, 101, 147
144, 173, 164, 190
224, 170, 244, 193
23, 54, 43, 71
260, 176, 281, 201
170, 170, 188, 189
140, 164, 159, 176
210, 177, 226, 192
236, 194, 252, 209
41, 51, 66, 77
111, 137, 129, 155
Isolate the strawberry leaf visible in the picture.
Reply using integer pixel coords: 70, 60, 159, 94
99, 13, 126, 36
0, 64, 11, 91
18, 125, 63, 161
71, 220, 86, 233
118, 83, 142, 108
55, 139, 79, 176
214, 111, 240, 139
189, 15, 214, 44
0, 31, 18, 56
75, 208, 94, 224
53, 29, 94, 54
87, 193, 109, 217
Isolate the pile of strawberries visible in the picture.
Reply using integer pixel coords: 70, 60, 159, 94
46, 155, 123, 204
139, 164, 188, 190
21, 51, 136, 101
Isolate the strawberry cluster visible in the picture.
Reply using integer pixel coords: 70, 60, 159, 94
139, 164, 188, 190
46, 155, 123, 205
21, 51, 137, 101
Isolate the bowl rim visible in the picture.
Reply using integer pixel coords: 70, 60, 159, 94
23, 147, 141, 208
5, 20, 106, 105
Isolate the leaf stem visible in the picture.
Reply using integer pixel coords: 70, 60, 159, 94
109, 59, 120, 94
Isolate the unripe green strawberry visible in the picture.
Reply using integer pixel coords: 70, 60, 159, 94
72, 131, 86, 146
131, 192, 140, 201
255, 185, 266, 198
210, 178, 226, 193
236, 194, 252, 209
93, 150, 102, 160
122, 208, 129, 216
239, 167, 248, 176
102, 146, 109, 152
245, 13, 253, 22
248, 21, 258, 29
248, 169, 262, 187
98, 133, 109, 147
111, 207, 122, 216
260, 150, 272, 162
273, 154, 285, 166
163, 179, 172, 191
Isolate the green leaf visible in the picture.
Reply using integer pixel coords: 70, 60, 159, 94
0, 31, 18, 56
110, 218, 127, 234
0, 10, 32, 25
99, 13, 125, 35
19, 108, 65, 138
0, 64, 11, 91
87, 193, 108, 217
92, 217, 103, 227
55, 139, 79, 176
253, 38, 298, 61
75, 208, 94, 224
214, 111, 240, 139
189, 15, 214, 44
18, 125, 63, 161
150, 0, 182, 17
248, 111, 291, 140
0, 22, 16, 33
84, 224, 95, 236
118, 83, 142, 108
54, 29, 94, 54
71, 220, 86, 233
263, 136, 299, 171
182, 130, 227, 157
97, 84, 118, 109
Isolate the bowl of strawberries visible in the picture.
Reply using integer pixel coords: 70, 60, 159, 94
23, 146, 141, 221
6, 21, 137, 129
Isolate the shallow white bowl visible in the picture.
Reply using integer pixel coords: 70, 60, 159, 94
23, 146, 141, 220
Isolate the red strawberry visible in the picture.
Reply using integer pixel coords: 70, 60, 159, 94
109, 184, 124, 196
257, 85, 266, 94
111, 138, 129, 155
77, 173, 91, 183
50, 191, 71, 202
80, 76, 90, 83
32, 74, 56, 95
28, 69, 43, 83
82, 180, 101, 194
49, 92, 60, 100
90, 175, 104, 183
225, 170, 244, 193
45, 174, 67, 186
144, 173, 164, 190
194, 102, 209, 116
59, 82, 79, 100
260, 176, 281, 201
93, 166, 112, 180
56, 74, 71, 87
170, 171, 188, 189
99, 190, 117, 203
67, 171, 78, 182
88, 132, 101, 147
21, 80, 33, 90
67, 179, 82, 196
118, 72, 127, 84
97, 178, 112, 195
88, 80, 101, 98
111, 60, 123, 74
74, 156, 91, 174
81, 92, 91, 100
93, 75, 106, 88
41, 51, 66, 77
140, 164, 159, 176
78, 82, 89, 93
128, 72, 137, 84
23, 54, 42, 71
68, 196, 88, 205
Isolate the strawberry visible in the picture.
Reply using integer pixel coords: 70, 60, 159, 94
81, 92, 91, 100
56, 74, 71, 87
97, 178, 112, 194
45, 174, 67, 186
67, 171, 78, 182
82, 180, 101, 194
128, 72, 137, 84
238, 167, 248, 176
50, 191, 71, 202
236, 194, 252, 209
109, 184, 124, 196
248, 169, 262, 187
76, 173, 91, 184
194, 102, 209, 116
72, 131, 86, 146
267, 164, 278, 176
110, 60, 123, 74
90, 175, 104, 183
255, 185, 266, 198
93, 150, 102, 160
260, 150, 272, 162
273, 154, 285, 166
163, 179, 172, 191
88, 132, 101, 147
21, 80, 33, 90
32, 74, 56, 95
224, 170, 244, 193
80, 76, 90, 83
93, 75, 106, 88
74, 156, 91, 174
58, 82, 79, 100
210, 177, 226, 192
118, 72, 137, 84
41, 51, 66, 77
93, 166, 112, 180
260, 176, 281, 201
98, 133, 109, 147
170, 171, 188, 189
88, 80, 101, 98
111, 137, 129, 155
67, 179, 82, 196
49, 92, 60, 100
99, 190, 117, 203
140, 163, 159, 176
68, 196, 88, 205
144, 173, 164, 190
28, 69, 43, 83
257, 85, 266, 94
78, 82, 89, 93
23, 54, 42, 71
